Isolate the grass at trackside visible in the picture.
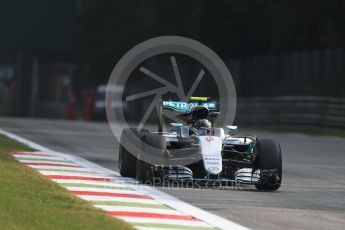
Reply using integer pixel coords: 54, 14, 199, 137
0, 134, 132, 230
242, 125, 345, 138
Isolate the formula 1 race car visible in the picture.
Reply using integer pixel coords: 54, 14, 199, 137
118, 97, 282, 191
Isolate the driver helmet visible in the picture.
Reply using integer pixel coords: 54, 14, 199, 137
199, 119, 212, 129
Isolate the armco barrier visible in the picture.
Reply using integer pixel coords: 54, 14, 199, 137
235, 96, 345, 129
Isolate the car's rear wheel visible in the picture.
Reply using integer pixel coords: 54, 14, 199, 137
254, 139, 282, 191
118, 128, 148, 177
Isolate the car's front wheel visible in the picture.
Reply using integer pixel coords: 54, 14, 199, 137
118, 128, 148, 178
254, 139, 282, 191
136, 158, 153, 183
136, 133, 167, 182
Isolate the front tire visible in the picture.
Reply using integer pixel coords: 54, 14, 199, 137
254, 139, 282, 191
118, 143, 137, 177
136, 133, 167, 182
118, 128, 148, 177
136, 158, 153, 183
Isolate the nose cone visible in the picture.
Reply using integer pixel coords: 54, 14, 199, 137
198, 136, 223, 174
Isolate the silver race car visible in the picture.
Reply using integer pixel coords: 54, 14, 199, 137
118, 97, 282, 191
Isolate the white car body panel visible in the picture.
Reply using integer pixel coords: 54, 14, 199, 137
198, 136, 223, 174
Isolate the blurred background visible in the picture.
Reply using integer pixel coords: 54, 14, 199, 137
0, 0, 344, 131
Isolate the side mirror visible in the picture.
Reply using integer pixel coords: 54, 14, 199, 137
226, 125, 238, 132
209, 111, 220, 117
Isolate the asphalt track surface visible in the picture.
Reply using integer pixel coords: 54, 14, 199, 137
1, 117, 344, 230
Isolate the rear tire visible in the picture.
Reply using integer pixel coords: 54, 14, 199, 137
118, 128, 148, 177
254, 139, 282, 191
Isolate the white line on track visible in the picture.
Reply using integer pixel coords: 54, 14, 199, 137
75, 195, 159, 204
119, 217, 213, 227
17, 160, 74, 164
51, 180, 129, 187
38, 171, 110, 177
12, 155, 62, 160
95, 205, 185, 215
65, 187, 143, 194
26, 165, 93, 171
135, 227, 179, 230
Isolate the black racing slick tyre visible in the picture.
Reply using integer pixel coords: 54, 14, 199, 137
136, 158, 153, 183
255, 139, 282, 191
141, 133, 168, 165
118, 128, 148, 178
136, 134, 167, 182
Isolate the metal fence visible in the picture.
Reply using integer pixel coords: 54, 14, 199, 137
235, 96, 345, 129
228, 49, 345, 129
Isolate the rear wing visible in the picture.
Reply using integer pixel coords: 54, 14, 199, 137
158, 97, 219, 132
162, 100, 219, 112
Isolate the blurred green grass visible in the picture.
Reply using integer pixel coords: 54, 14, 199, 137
0, 134, 132, 230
